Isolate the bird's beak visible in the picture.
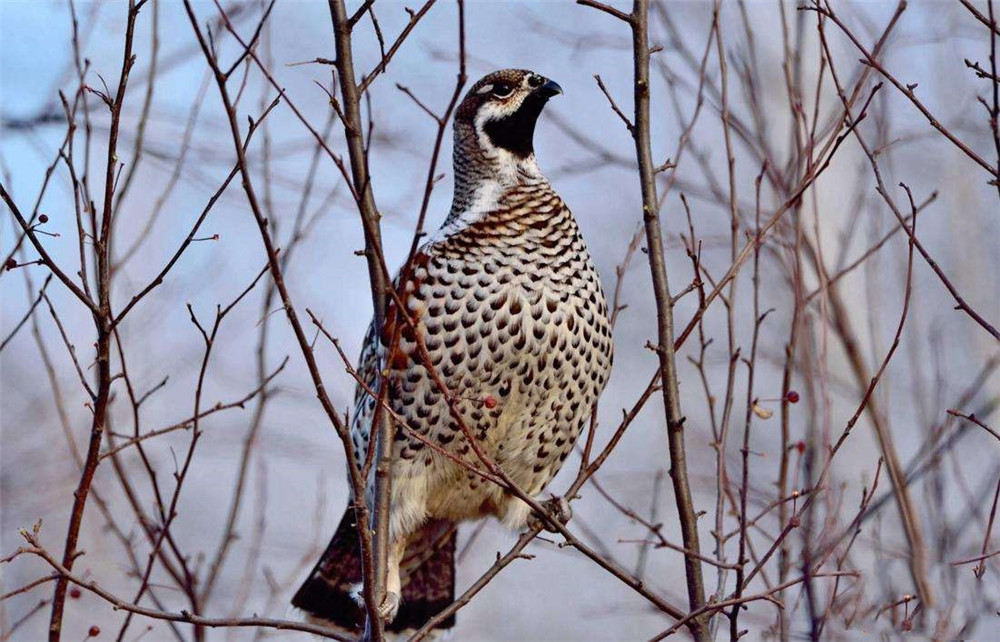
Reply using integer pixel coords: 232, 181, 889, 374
536, 79, 563, 99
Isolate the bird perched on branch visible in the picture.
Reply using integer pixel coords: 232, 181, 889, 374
293, 69, 614, 633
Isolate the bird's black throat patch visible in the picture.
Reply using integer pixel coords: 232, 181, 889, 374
483, 94, 550, 159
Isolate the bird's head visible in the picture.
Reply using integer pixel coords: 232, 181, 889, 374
454, 69, 562, 161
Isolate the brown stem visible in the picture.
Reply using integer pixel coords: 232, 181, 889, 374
630, 1, 708, 635
47, 3, 140, 639
183, 1, 381, 637
327, 2, 400, 638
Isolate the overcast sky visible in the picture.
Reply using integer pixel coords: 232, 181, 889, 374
3, 1, 1000, 639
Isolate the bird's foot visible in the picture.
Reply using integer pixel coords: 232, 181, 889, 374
377, 591, 401, 622
528, 496, 572, 533
350, 585, 401, 622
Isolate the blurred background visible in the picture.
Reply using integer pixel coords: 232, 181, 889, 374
2, 0, 999, 639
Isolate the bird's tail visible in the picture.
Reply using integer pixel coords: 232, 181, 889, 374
292, 505, 457, 633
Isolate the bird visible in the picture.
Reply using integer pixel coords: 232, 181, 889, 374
292, 68, 614, 634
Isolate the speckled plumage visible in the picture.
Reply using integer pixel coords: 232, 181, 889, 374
294, 69, 613, 632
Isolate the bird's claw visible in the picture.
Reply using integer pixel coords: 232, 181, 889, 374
377, 591, 401, 621
350, 586, 401, 622
528, 496, 572, 533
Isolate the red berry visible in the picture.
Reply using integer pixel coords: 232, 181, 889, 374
88, 626, 101, 637
4, 258, 16, 271
483, 396, 497, 409
901, 620, 912, 632
789, 516, 800, 528
69, 587, 82, 599
786, 390, 800, 404
39, 214, 49, 223
795, 441, 806, 454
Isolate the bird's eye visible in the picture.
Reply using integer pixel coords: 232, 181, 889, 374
491, 83, 513, 98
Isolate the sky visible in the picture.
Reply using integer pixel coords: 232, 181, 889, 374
2, 1, 1000, 640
